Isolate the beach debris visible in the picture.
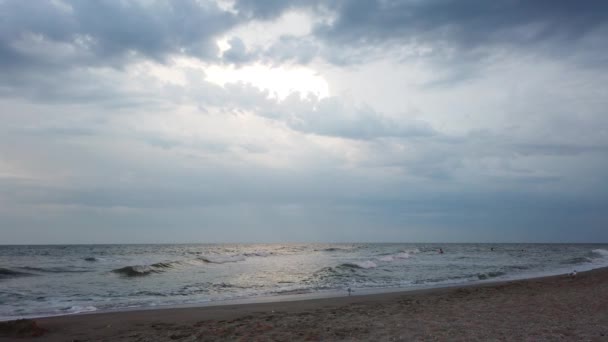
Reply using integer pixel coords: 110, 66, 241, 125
569, 270, 577, 279
0, 319, 48, 338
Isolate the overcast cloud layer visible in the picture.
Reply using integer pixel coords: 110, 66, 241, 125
1, 0, 607, 243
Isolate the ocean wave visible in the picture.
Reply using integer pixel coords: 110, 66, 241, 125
339, 261, 377, 269
320, 247, 343, 252
302, 266, 370, 289
414, 274, 472, 285
477, 271, 506, 280
273, 288, 313, 295
402, 248, 420, 254
560, 257, 592, 265
317, 246, 358, 252
243, 251, 272, 257
378, 252, 411, 262
18, 266, 91, 274
112, 265, 160, 277
62, 306, 97, 314
112, 261, 177, 277
131, 290, 168, 297
503, 265, 530, 271
174, 282, 252, 296
0, 268, 35, 279
592, 249, 608, 258
198, 255, 246, 264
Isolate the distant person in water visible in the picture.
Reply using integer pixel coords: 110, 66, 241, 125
570, 270, 577, 279
439, 248, 444, 254
491, 247, 494, 251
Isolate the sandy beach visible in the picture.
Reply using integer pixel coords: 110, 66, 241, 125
2, 268, 607, 341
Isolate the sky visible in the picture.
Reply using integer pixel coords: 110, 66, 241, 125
1, 0, 608, 244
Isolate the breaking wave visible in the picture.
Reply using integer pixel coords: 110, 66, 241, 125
198, 255, 246, 264
339, 261, 377, 269
561, 257, 592, 265
112, 262, 177, 277
477, 271, 506, 280
378, 252, 411, 262
592, 249, 608, 258
320, 247, 344, 252
403, 248, 420, 254
243, 251, 272, 257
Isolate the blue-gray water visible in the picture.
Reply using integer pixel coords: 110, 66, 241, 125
1, 243, 608, 320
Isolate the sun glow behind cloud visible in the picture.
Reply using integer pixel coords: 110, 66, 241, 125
204, 63, 330, 100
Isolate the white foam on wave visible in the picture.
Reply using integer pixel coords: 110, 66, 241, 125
353, 261, 377, 269
65, 306, 98, 314
378, 252, 411, 262
199, 255, 246, 264
592, 249, 608, 258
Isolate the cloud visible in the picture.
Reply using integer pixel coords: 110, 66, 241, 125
221, 37, 255, 64
228, 0, 608, 67
262, 35, 319, 65
0, 0, 238, 70
267, 94, 436, 140
1, 0, 608, 243
232, 0, 321, 20
315, 0, 608, 54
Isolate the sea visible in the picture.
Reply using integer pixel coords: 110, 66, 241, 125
1, 243, 608, 321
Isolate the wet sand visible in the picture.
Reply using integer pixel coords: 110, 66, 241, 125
2, 268, 607, 341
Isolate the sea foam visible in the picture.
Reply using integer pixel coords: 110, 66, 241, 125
198, 255, 246, 264
592, 249, 608, 258
112, 261, 178, 277
378, 252, 411, 262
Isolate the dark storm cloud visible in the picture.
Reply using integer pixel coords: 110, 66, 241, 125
3, 0, 607, 71
0, 0, 237, 70
233, 0, 608, 66
314, 0, 608, 49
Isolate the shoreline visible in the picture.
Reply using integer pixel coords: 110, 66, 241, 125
3, 266, 607, 341
1, 261, 600, 322
0, 258, 608, 323
0, 264, 588, 322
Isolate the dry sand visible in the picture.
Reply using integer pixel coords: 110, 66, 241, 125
2, 268, 607, 341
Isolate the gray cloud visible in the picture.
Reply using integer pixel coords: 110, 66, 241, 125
263, 36, 319, 65
315, 0, 608, 54
269, 95, 436, 140
221, 37, 255, 64
232, 0, 608, 66
232, 0, 322, 20
0, 0, 237, 70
